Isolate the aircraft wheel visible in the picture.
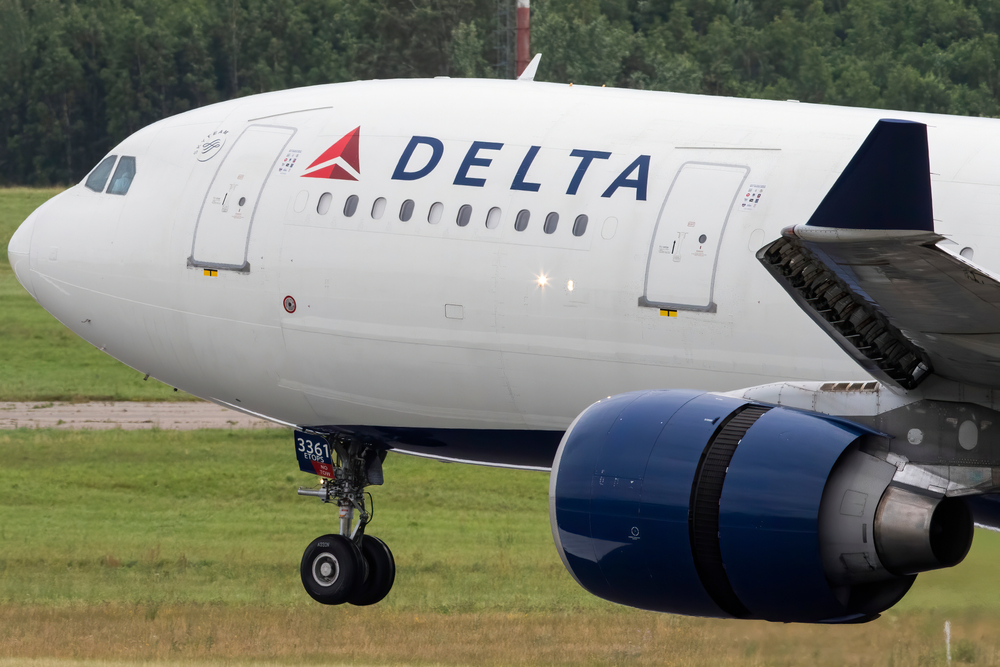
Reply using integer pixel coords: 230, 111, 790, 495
301, 534, 363, 605
350, 535, 396, 606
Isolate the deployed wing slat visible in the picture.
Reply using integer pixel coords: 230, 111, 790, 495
759, 117, 1000, 391
759, 234, 933, 389
760, 228, 1000, 391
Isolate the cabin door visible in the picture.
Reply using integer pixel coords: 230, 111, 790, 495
189, 125, 295, 272
643, 162, 749, 312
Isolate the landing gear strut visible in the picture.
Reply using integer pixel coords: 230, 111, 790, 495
295, 432, 395, 606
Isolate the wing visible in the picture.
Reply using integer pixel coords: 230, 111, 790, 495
758, 119, 1000, 391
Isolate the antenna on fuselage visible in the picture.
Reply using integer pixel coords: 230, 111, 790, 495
518, 53, 542, 82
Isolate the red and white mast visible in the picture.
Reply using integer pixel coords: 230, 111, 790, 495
516, 0, 530, 77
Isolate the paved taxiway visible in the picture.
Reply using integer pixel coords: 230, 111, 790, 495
0, 401, 283, 430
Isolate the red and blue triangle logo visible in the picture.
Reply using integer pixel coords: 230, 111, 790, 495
302, 127, 360, 180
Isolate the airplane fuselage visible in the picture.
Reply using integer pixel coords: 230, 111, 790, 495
11, 78, 1000, 433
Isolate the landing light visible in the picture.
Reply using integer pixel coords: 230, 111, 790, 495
567, 280, 575, 291
536, 273, 549, 287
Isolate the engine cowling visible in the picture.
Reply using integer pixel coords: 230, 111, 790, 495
549, 390, 973, 623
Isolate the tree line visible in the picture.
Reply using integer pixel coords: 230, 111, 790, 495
3, 0, 1000, 185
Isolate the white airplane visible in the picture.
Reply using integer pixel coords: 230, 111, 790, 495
9, 64, 1000, 623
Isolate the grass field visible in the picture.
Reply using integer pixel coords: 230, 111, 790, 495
0, 429, 579, 611
3, 428, 1000, 664
0, 607, 997, 666
5, 187, 1000, 665
0, 188, 192, 401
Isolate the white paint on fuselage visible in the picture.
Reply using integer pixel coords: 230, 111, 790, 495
13, 78, 1000, 430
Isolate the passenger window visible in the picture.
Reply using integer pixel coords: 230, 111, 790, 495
514, 209, 530, 232
317, 192, 333, 215
428, 202, 443, 224
84, 155, 117, 193
544, 212, 559, 234
372, 197, 386, 219
457, 204, 472, 227
400, 199, 415, 222
344, 195, 359, 217
107, 156, 136, 195
485, 207, 501, 229
572, 214, 589, 237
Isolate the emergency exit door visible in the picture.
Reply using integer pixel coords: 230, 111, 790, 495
643, 162, 749, 311
189, 125, 295, 272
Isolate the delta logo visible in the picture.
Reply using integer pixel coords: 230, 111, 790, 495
302, 126, 651, 200
302, 127, 360, 181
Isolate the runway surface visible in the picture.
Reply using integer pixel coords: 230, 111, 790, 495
0, 401, 284, 430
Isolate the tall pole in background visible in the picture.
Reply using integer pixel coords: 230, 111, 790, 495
496, 0, 512, 78
516, 0, 530, 77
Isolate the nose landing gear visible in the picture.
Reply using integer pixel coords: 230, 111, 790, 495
351, 534, 396, 606
301, 533, 364, 605
295, 431, 396, 606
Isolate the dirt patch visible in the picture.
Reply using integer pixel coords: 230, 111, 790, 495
0, 401, 283, 430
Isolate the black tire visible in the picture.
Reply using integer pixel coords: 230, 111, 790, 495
349, 535, 396, 606
300, 534, 363, 605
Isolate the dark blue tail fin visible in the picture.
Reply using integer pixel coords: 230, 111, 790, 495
806, 119, 933, 232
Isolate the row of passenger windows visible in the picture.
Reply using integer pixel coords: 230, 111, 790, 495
84, 155, 137, 195
318, 193, 590, 237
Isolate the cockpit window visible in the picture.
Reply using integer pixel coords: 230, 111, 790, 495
107, 156, 136, 195
84, 155, 117, 192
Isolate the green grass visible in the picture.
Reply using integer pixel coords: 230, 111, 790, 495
0, 188, 193, 401
1, 427, 999, 616
0, 428, 592, 611
3, 429, 1000, 666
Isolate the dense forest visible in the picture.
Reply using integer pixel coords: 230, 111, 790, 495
3, 0, 1000, 185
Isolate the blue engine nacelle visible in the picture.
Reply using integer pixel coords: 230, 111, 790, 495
549, 390, 973, 623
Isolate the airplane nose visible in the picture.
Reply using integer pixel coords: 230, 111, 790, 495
7, 208, 36, 299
